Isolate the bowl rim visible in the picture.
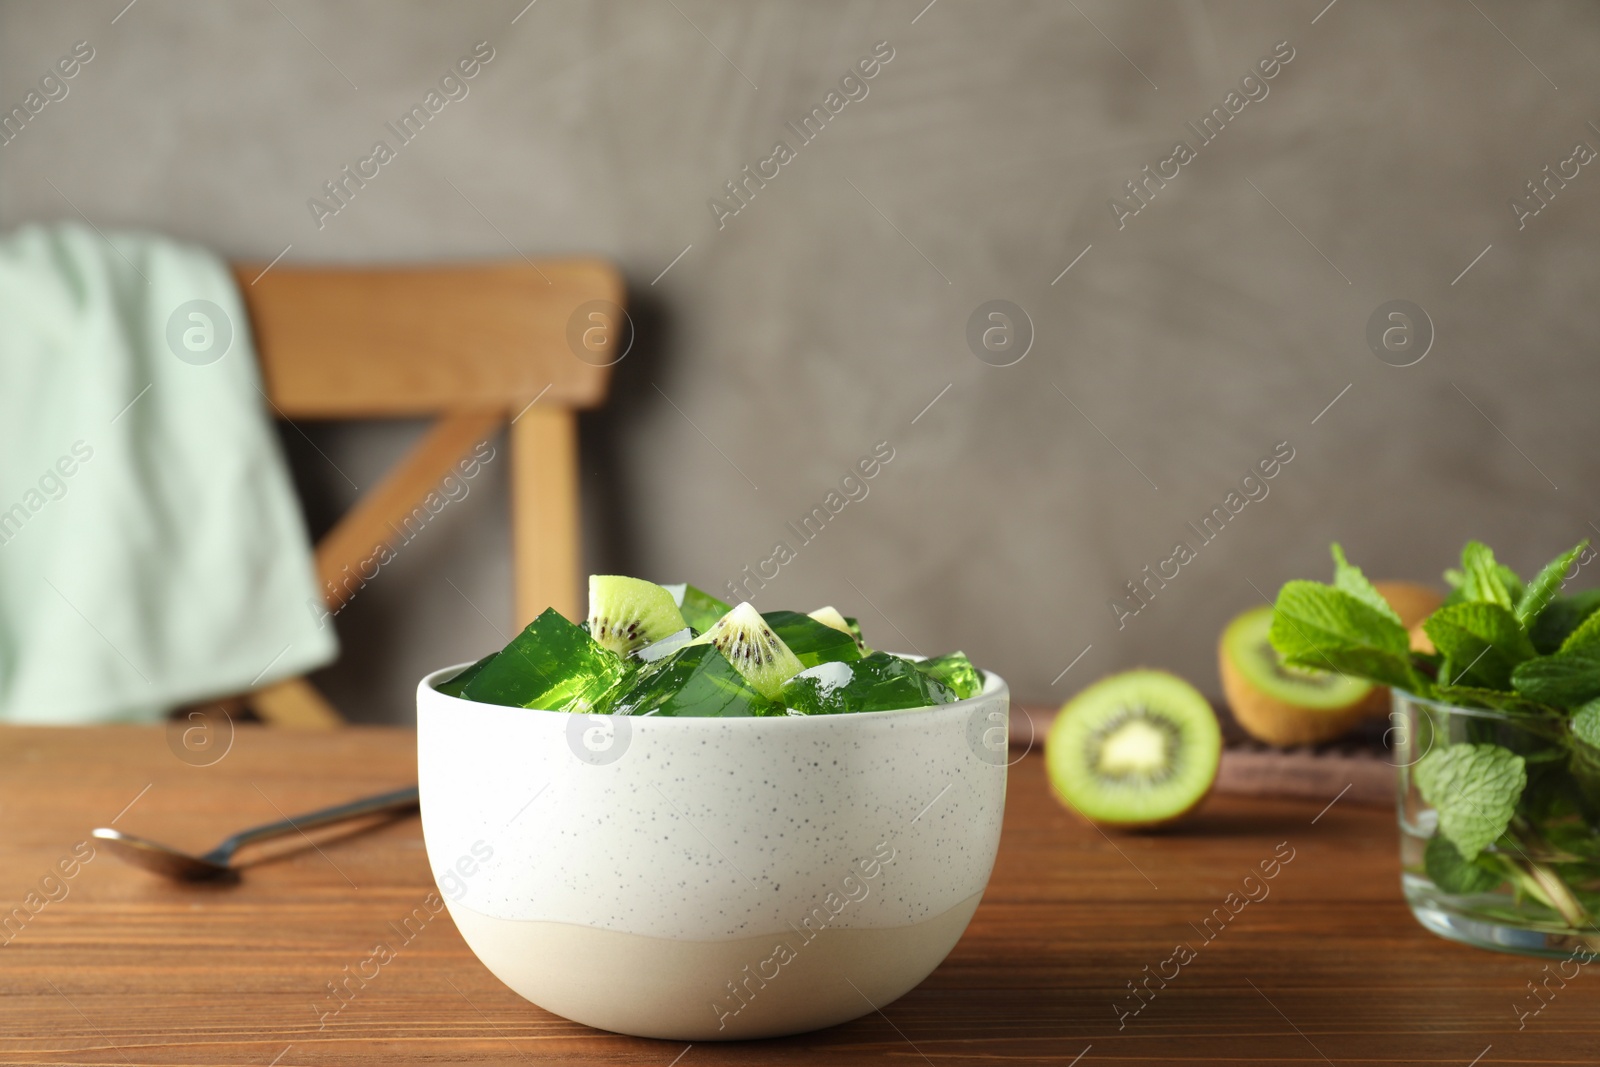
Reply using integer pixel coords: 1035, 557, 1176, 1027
418, 658, 1008, 727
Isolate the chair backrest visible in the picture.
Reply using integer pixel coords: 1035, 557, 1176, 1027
235, 261, 617, 417
225, 259, 623, 727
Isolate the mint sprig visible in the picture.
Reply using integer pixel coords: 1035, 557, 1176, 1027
1269, 539, 1600, 932
1271, 540, 1600, 707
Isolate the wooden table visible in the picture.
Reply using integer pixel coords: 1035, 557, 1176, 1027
2, 725, 1595, 1065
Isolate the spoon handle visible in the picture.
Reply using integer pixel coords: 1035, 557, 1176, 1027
214, 785, 420, 862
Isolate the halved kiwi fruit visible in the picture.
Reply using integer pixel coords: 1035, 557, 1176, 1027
691, 602, 804, 699
1221, 582, 1445, 746
586, 575, 688, 657
1219, 604, 1375, 747
1046, 670, 1221, 828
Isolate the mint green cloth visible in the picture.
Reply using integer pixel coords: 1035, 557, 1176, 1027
0, 223, 337, 723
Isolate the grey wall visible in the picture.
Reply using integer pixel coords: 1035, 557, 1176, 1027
5, 0, 1598, 722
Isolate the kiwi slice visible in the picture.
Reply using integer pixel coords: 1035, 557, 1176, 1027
691, 602, 804, 700
1047, 670, 1221, 827
808, 605, 851, 634
586, 575, 688, 657
809, 606, 868, 653
1219, 605, 1375, 747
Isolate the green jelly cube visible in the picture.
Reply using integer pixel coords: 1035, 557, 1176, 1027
607, 643, 783, 718
460, 608, 625, 711
781, 651, 956, 715
665, 583, 733, 633
761, 610, 862, 668
917, 651, 983, 699
436, 652, 497, 698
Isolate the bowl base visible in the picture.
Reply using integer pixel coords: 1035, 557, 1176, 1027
445, 890, 984, 1040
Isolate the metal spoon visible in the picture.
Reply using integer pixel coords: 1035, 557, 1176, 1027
92, 784, 419, 881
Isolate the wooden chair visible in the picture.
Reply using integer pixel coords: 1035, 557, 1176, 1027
224, 260, 624, 728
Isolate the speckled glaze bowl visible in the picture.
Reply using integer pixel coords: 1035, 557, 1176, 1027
416, 661, 1008, 1041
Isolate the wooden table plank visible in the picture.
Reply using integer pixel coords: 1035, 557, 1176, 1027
1, 724, 1594, 1065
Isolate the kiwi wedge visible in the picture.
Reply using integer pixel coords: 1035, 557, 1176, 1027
691, 602, 804, 700
1047, 670, 1221, 828
1219, 604, 1375, 747
586, 575, 688, 657
810, 606, 868, 653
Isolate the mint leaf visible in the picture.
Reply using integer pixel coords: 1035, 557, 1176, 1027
1422, 602, 1535, 690
1571, 698, 1600, 749
1517, 541, 1588, 626
1413, 743, 1526, 860
1511, 652, 1600, 706
1460, 541, 1517, 610
1558, 602, 1600, 656
1496, 566, 1525, 604
1531, 590, 1600, 655
1423, 833, 1504, 894
1330, 543, 1402, 624
1269, 580, 1420, 692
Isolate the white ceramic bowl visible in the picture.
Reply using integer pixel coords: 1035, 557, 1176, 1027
416, 661, 1009, 1041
